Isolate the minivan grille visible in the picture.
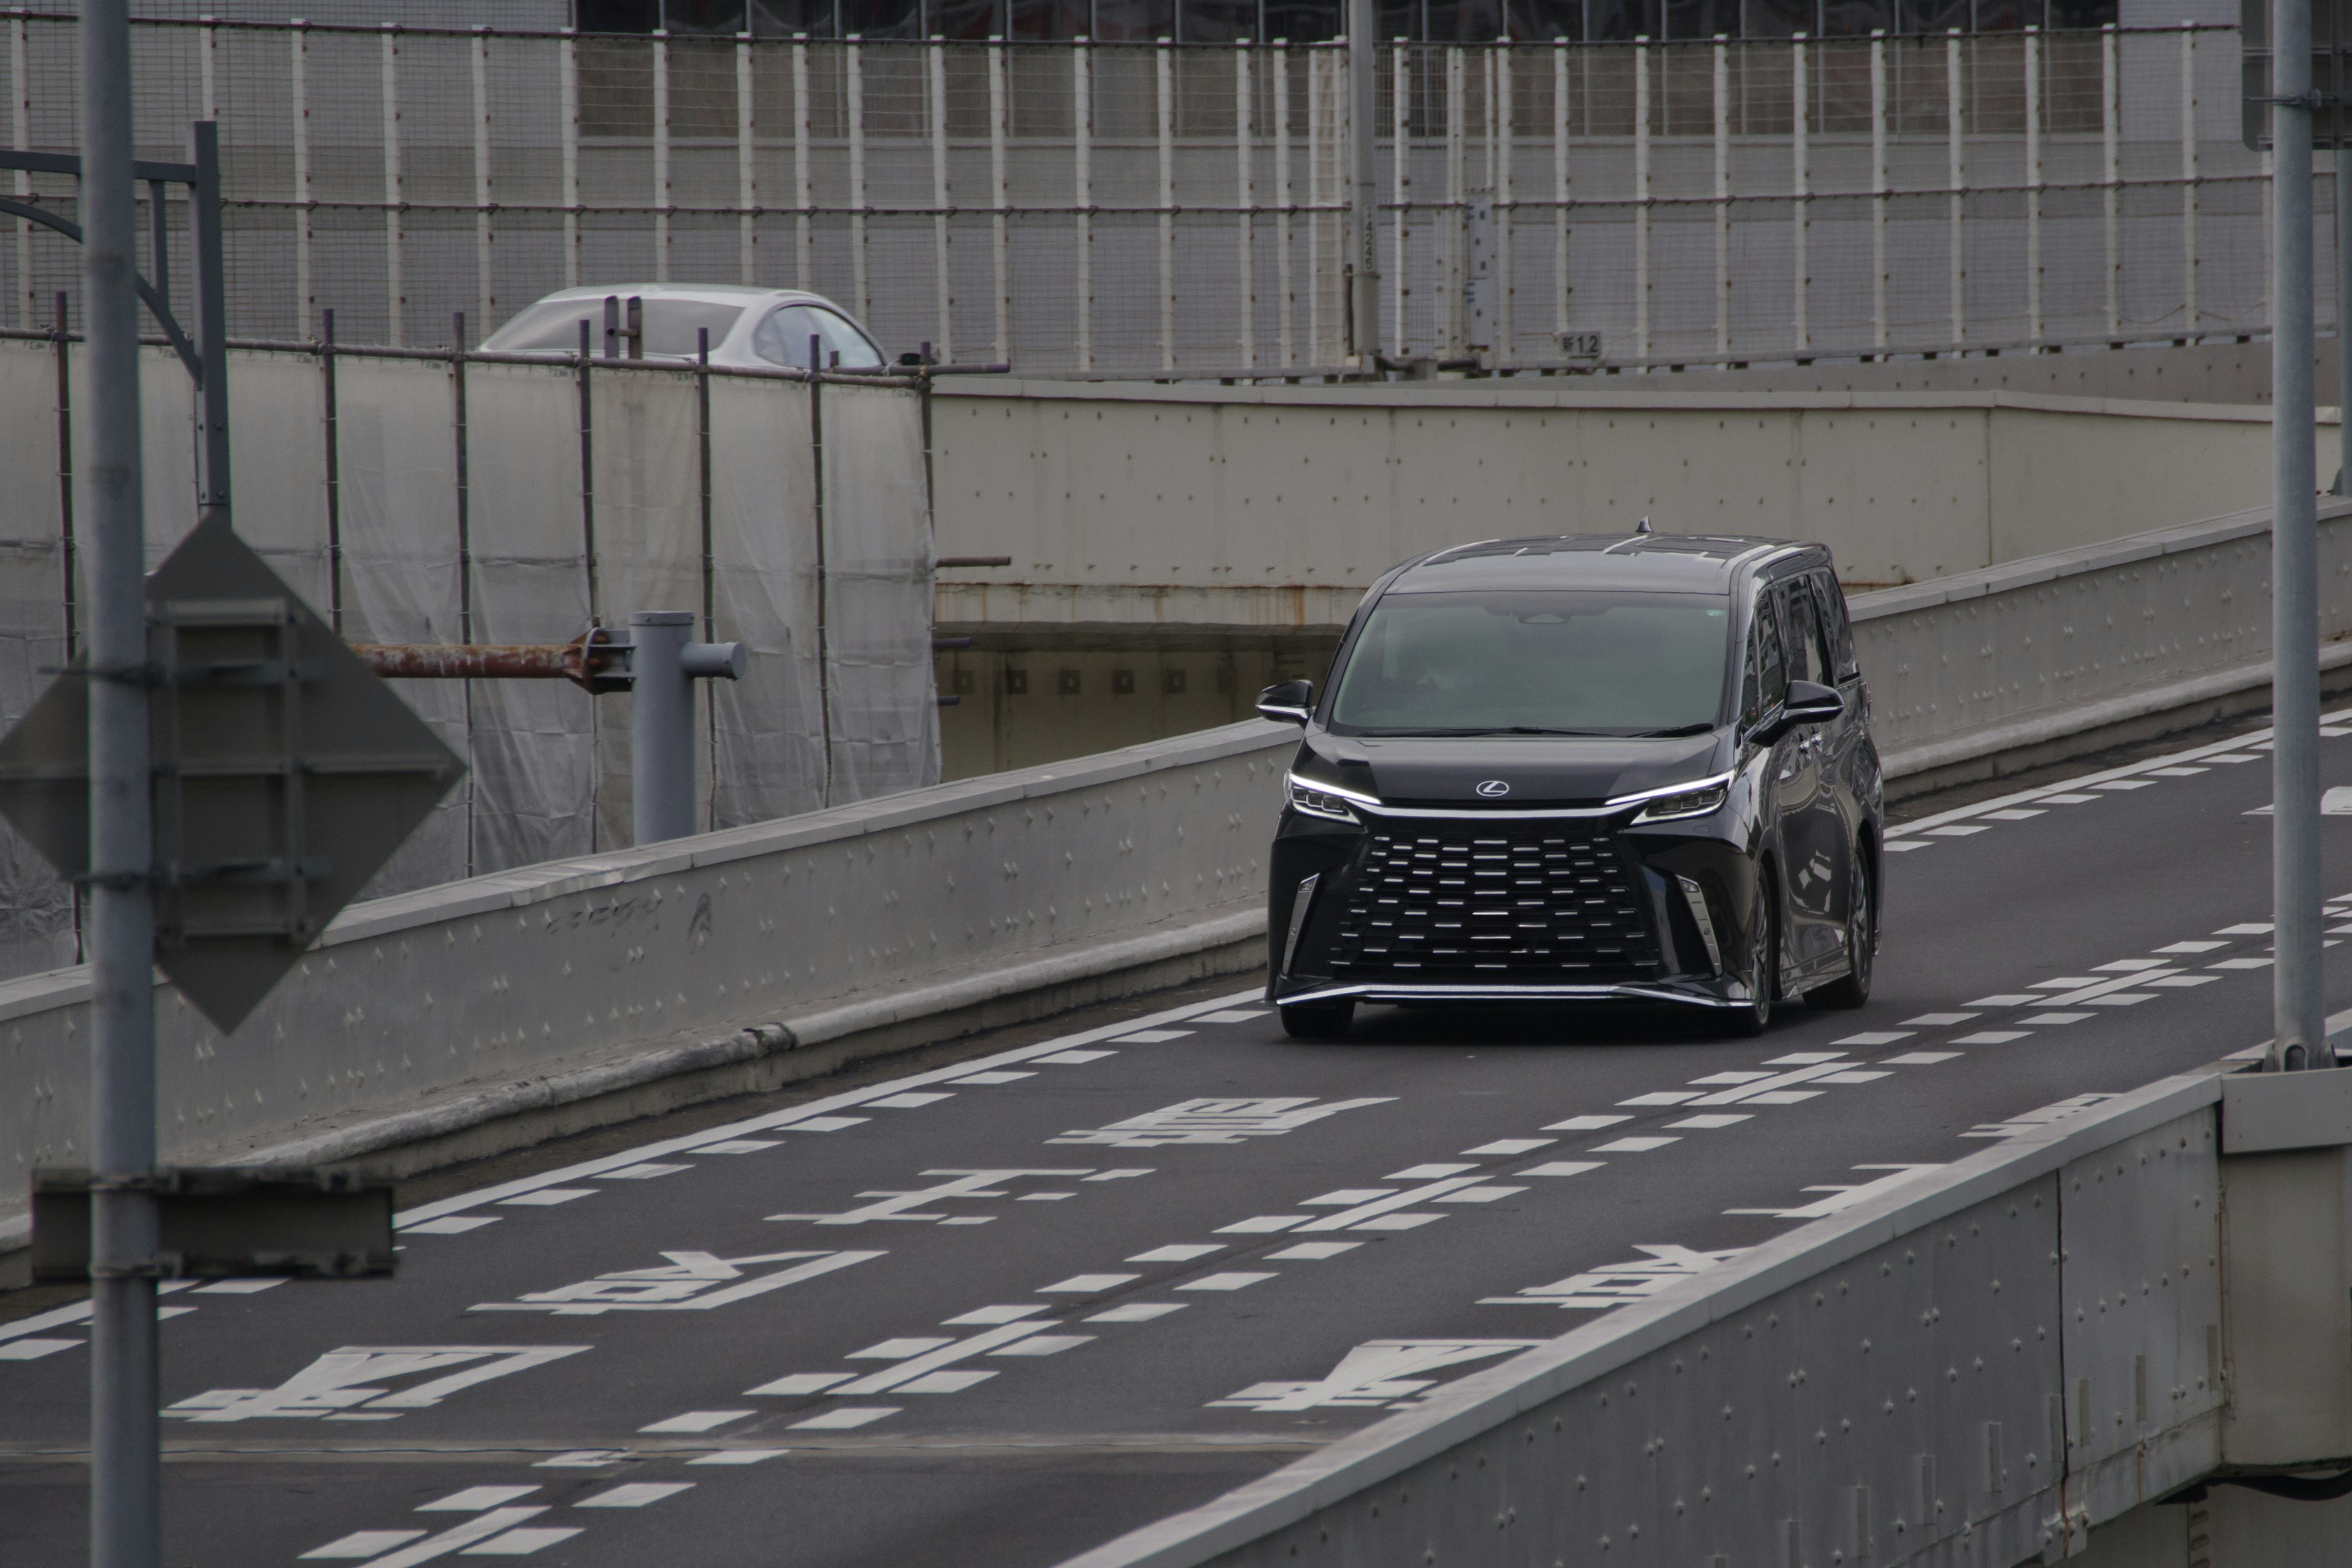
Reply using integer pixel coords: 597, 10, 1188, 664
1326, 824, 1658, 978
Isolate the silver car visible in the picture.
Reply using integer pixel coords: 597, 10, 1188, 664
481, 283, 890, 371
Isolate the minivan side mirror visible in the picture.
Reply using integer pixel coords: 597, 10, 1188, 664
1256, 679, 1314, 726
1749, 679, 1844, 745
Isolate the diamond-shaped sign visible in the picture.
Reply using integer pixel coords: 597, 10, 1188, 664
0, 515, 463, 1033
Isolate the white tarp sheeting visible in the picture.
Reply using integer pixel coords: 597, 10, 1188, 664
0, 339, 938, 984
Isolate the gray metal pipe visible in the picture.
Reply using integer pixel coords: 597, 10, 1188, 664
2340, 144, 2351, 498
2274, 0, 2324, 1071
1346, 0, 1379, 366
628, 611, 744, 846
81, 3, 160, 1566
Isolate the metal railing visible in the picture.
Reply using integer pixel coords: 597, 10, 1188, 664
0, 13, 2299, 376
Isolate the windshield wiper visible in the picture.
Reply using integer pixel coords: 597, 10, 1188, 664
1634, 722, 1717, 737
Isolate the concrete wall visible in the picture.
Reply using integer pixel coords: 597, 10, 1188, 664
930, 380, 2338, 635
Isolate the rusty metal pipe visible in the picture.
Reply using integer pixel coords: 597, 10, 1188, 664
353, 629, 624, 692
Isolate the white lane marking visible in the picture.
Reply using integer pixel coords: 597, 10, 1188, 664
190, 1278, 284, 1295
1519, 1160, 1607, 1174
1087, 1302, 1189, 1321
1688, 1061, 1858, 1106
1589, 1137, 1679, 1153
1961, 1090, 2120, 1138
1388, 1163, 1478, 1178
1764, 1052, 1843, 1065
2157, 940, 2228, 954
1211, 1340, 1544, 1413
897, 1371, 997, 1393
869, 1092, 956, 1109
167, 1346, 589, 1424
2094, 780, 2154, 791
1881, 1052, 1961, 1065
1265, 1242, 1360, 1260
1743, 1090, 1823, 1104
1434, 1186, 1525, 1203
1815, 1071, 1891, 1085
1082, 1169, 1154, 1182
2038, 793, 2102, 803
421, 1487, 540, 1512
2212, 957, 2274, 969
1688, 1071, 1771, 1085
465, 1527, 583, 1554
831, 1322, 1057, 1394
0, 1340, 80, 1360
1663, 1115, 1751, 1130
2084, 993, 2158, 1007
601, 1164, 690, 1181
2019, 1012, 2095, 1025
349, 1509, 548, 1567
1040, 1273, 1139, 1292
405, 1216, 500, 1235
535, 1452, 627, 1468
1950, 1031, 2033, 1045
1128, 1243, 1223, 1262
2218, 922, 2275, 935
1618, 1091, 1703, 1106
790, 1407, 897, 1430
1017, 1193, 1076, 1202
1463, 1138, 1554, 1155
1294, 1177, 1488, 1232
2033, 977, 2102, 989
1901, 1013, 1977, 1027
1216, 1216, 1310, 1234
1034, 1050, 1117, 1065
1194, 1009, 1268, 1023
2041, 971, 2182, 1005
638, 1412, 748, 1434
2148, 975, 2222, 988
2149, 766, 2207, 777
848, 1338, 954, 1360
688, 1450, 788, 1466
394, 986, 1267, 1227
499, 1190, 596, 1208
989, 1335, 1093, 1357
1113, 1030, 1194, 1043
1542, 1115, 1630, 1131
1967, 993, 2041, 1007
578, 1483, 696, 1508
1832, 1032, 1912, 1047
472, 1251, 878, 1316
767, 1169, 1095, 1226
952, 1071, 1036, 1085
744, 1373, 851, 1395
1726, 1164, 1945, 1219
1885, 840, 1932, 852
1982, 808, 2045, 821
1050, 1096, 1395, 1148
1479, 1244, 1749, 1308
2208, 753, 2264, 763
2095, 958, 2171, 971
794, 1117, 868, 1132
1354, 1213, 1444, 1231
1302, 1189, 1395, 1205
1926, 824, 1989, 836
302, 1532, 426, 1559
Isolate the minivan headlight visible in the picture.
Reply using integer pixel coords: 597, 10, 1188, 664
1626, 777, 1732, 823
1286, 775, 1367, 823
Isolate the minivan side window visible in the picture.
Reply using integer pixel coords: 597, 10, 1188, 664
1785, 582, 1831, 688
1810, 570, 1856, 680
1754, 595, 1787, 712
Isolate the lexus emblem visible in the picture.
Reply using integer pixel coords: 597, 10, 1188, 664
1476, 780, 1511, 798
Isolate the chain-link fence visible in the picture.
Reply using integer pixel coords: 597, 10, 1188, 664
1, 13, 2297, 374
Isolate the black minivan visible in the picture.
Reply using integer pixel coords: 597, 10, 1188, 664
1259, 532, 1882, 1041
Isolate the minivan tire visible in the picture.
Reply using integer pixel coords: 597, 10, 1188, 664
1811, 851, 1875, 1009
1727, 876, 1777, 1038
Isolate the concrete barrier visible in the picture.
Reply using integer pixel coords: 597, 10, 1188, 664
1050, 1050, 2352, 1568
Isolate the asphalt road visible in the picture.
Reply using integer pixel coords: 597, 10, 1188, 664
8, 712, 2352, 1568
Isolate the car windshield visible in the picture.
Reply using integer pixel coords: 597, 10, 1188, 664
1327, 589, 1733, 736
488, 296, 747, 357
751, 304, 887, 369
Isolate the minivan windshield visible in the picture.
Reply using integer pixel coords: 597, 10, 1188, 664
1326, 589, 1733, 736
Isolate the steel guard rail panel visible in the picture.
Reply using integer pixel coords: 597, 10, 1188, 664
1054, 1067, 2233, 1568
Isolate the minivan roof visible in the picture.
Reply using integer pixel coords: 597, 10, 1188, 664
1385, 533, 1804, 595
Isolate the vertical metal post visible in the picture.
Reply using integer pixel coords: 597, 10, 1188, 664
1394, 39, 1412, 361
1074, 39, 1091, 370
293, 20, 312, 335
631, 611, 697, 845
1494, 39, 1513, 369
992, 36, 1012, 366
653, 30, 671, 283
933, 36, 955, 363
698, 328, 715, 640
382, 24, 407, 345
1716, 34, 1732, 358
850, 35, 869, 322
1347, 0, 1378, 364
1793, 31, 1809, 353
561, 28, 581, 290
1635, 34, 1650, 361
1310, 50, 1326, 361
1158, 39, 1175, 372
450, 311, 475, 876
809, 355, 832, 805
1554, 37, 1569, 345
793, 34, 812, 290
1950, 28, 1964, 345
738, 31, 756, 285
322, 307, 342, 633
200, 15, 216, 120
11, 13, 29, 328
2182, 24, 2198, 333
2339, 145, 2351, 491
1276, 40, 1294, 368
192, 124, 229, 527
1871, 29, 1887, 353
2026, 23, 2043, 346
1445, 45, 1464, 355
53, 291, 75, 661
2103, 22, 2120, 340
2274, 0, 2324, 1070
1238, 40, 1256, 371
83, 5, 158, 1566
472, 28, 495, 325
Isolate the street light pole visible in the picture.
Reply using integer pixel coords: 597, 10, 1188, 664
2274, 0, 2325, 1071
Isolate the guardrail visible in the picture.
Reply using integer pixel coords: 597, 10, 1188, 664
1055, 1058, 2352, 1568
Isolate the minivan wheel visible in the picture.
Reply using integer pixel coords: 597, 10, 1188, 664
1812, 851, 1875, 1009
1280, 999, 1356, 1041
1727, 879, 1777, 1038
